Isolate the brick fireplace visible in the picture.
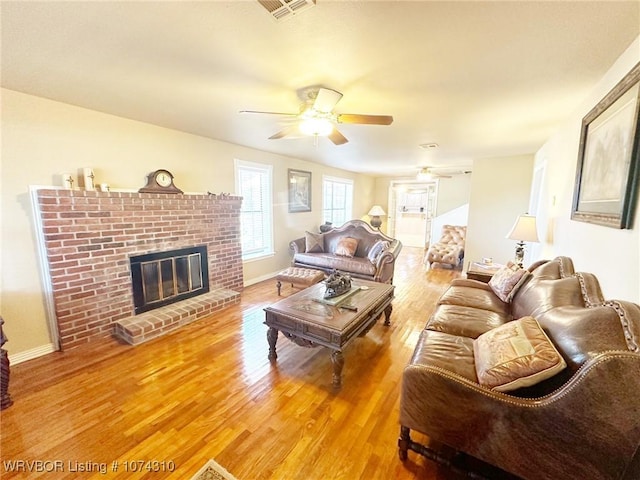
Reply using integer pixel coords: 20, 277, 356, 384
34, 189, 243, 350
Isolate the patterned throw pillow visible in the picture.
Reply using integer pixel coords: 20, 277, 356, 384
305, 231, 324, 253
335, 237, 359, 257
367, 240, 390, 264
488, 261, 530, 303
473, 316, 566, 392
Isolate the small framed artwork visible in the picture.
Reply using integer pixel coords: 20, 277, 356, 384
571, 62, 640, 229
288, 169, 312, 213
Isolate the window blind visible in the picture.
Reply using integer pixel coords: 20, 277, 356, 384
235, 160, 273, 260
323, 176, 353, 226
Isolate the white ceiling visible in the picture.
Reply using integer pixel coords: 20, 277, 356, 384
2, 1, 639, 177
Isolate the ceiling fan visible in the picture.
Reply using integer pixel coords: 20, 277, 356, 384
240, 87, 393, 145
416, 167, 472, 180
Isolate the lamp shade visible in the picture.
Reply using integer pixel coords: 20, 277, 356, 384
506, 215, 539, 242
368, 205, 386, 216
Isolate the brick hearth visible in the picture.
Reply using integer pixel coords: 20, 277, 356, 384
35, 189, 244, 350
114, 289, 239, 345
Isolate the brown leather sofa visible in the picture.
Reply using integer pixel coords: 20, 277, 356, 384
290, 219, 402, 283
399, 256, 640, 480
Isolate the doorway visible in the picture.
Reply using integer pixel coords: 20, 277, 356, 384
387, 181, 437, 248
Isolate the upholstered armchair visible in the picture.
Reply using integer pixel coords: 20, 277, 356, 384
425, 225, 466, 268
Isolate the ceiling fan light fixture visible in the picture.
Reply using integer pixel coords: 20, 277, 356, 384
243, 86, 391, 146
416, 168, 433, 181
299, 117, 333, 136
419, 143, 439, 150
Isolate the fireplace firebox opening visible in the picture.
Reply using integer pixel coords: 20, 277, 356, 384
130, 246, 210, 314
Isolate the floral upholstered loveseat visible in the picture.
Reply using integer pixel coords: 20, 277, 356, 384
289, 220, 402, 284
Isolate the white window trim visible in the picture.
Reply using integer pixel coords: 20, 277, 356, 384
234, 159, 274, 262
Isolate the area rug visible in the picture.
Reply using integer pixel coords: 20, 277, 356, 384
190, 459, 238, 480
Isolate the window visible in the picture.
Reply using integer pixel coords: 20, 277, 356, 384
235, 160, 273, 261
323, 176, 353, 226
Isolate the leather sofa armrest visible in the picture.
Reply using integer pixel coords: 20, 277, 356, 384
608, 299, 640, 353
400, 351, 640, 479
387, 239, 402, 259
373, 240, 402, 283
575, 272, 606, 307
290, 237, 305, 255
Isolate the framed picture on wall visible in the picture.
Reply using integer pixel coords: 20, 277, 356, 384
288, 169, 312, 213
571, 62, 640, 229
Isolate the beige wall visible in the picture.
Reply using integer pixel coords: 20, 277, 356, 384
465, 155, 535, 269
371, 177, 393, 233
532, 37, 640, 302
434, 174, 472, 217
1, 89, 375, 358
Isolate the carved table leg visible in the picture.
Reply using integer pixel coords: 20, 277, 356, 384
331, 350, 344, 388
384, 303, 393, 326
276, 280, 282, 296
267, 327, 279, 361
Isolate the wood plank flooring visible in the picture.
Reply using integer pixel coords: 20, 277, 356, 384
1, 247, 462, 480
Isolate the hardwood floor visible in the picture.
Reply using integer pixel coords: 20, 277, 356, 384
1, 247, 463, 480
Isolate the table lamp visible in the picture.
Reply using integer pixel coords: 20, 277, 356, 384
506, 214, 539, 267
367, 205, 386, 230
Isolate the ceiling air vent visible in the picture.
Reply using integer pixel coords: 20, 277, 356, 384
258, 0, 316, 21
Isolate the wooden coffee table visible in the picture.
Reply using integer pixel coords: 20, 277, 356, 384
264, 279, 394, 388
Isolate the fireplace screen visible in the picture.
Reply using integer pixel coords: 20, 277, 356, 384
130, 246, 209, 314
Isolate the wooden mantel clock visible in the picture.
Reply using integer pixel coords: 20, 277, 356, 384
139, 169, 183, 194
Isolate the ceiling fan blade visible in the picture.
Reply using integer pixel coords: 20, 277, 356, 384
337, 114, 393, 125
240, 110, 298, 117
313, 88, 343, 113
269, 124, 302, 140
328, 128, 349, 145
418, 166, 457, 179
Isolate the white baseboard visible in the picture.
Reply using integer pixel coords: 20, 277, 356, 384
243, 269, 283, 287
8, 343, 57, 365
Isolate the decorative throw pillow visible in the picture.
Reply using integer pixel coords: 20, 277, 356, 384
335, 237, 359, 257
305, 231, 324, 253
367, 240, 390, 264
473, 316, 566, 392
488, 261, 530, 303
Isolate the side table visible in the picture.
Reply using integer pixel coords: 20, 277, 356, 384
466, 262, 502, 283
